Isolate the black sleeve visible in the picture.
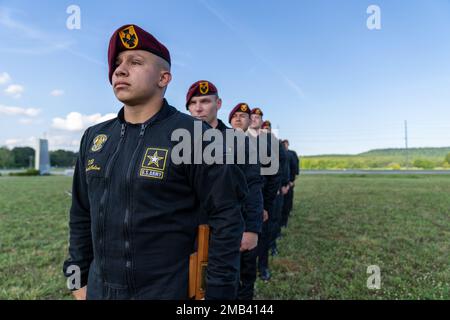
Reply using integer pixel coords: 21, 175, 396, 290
285, 157, 291, 185
294, 151, 300, 175
288, 152, 295, 182
261, 135, 281, 213
279, 141, 290, 187
239, 137, 264, 234
62, 129, 93, 290
187, 123, 247, 300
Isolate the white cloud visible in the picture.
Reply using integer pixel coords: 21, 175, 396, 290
50, 89, 64, 97
4, 84, 24, 98
0, 72, 11, 84
52, 112, 116, 132
5, 138, 22, 146
4, 136, 36, 149
48, 135, 80, 150
0, 104, 40, 117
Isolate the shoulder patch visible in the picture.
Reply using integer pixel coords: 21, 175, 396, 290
91, 134, 108, 152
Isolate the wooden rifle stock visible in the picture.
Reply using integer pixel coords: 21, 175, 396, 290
188, 224, 210, 299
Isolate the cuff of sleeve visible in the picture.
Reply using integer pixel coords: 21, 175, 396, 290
245, 225, 261, 234
65, 269, 89, 291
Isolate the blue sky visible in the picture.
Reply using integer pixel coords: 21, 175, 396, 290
0, 0, 449, 155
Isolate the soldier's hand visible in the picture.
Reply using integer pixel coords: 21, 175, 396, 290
72, 286, 87, 300
281, 185, 289, 195
263, 210, 269, 222
240, 232, 258, 252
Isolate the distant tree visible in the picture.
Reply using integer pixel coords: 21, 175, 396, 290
50, 150, 77, 167
388, 163, 401, 170
300, 159, 312, 170
446, 153, 450, 164
317, 160, 328, 170
11, 147, 35, 168
0, 147, 14, 168
413, 159, 435, 169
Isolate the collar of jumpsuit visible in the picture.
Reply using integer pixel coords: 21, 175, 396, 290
116, 98, 172, 128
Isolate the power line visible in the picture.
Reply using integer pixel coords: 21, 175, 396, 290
405, 120, 409, 168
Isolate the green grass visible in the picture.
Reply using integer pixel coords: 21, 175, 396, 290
0, 175, 449, 299
0, 176, 73, 299
255, 174, 450, 299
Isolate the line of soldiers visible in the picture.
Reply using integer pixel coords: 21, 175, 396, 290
186, 82, 300, 299
63, 24, 299, 300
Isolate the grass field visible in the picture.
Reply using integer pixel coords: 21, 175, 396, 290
0, 175, 449, 299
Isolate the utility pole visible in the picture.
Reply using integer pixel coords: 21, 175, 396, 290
404, 120, 409, 169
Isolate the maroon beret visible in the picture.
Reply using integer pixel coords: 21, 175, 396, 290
251, 108, 263, 116
108, 24, 171, 83
185, 80, 218, 109
228, 103, 251, 123
261, 120, 272, 129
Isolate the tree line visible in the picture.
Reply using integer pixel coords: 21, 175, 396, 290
300, 153, 450, 170
0, 147, 78, 168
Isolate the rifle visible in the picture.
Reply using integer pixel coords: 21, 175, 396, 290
188, 224, 210, 299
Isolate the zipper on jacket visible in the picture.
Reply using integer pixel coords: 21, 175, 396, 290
98, 123, 126, 283
123, 123, 147, 295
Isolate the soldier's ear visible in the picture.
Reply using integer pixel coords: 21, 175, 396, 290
216, 97, 222, 110
159, 70, 172, 88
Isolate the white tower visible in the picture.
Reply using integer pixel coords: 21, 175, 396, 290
35, 139, 50, 175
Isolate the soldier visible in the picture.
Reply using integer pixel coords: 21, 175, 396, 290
63, 25, 247, 300
248, 108, 281, 281
261, 120, 272, 131
258, 121, 290, 258
186, 81, 263, 300
281, 139, 299, 228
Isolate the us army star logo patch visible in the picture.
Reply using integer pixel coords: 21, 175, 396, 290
140, 147, 168, 179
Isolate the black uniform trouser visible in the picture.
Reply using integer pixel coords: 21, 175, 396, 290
257, 220, 270, 272
238, 247, 258, 300
281, 186, 294, 228
269, 193, 283, 251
